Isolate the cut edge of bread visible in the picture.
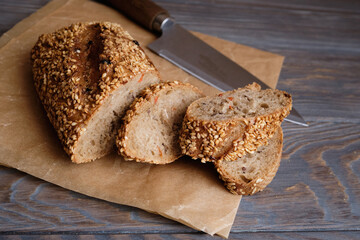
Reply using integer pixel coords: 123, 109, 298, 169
72, 71, 160, 163
117, 81, 204, 164
179, 83, 292, 163
31, 22, 160, 163
215, 127, 283, 195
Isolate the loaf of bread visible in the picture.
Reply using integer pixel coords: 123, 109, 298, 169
117, 82, 204, 164
215, 127, 283, 195
179, 83, 291, 163
31, 22, 160, 163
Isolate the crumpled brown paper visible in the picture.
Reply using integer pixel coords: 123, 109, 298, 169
0, 0, 284, 237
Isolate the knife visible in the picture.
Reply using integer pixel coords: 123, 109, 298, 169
101, 0, 308, 126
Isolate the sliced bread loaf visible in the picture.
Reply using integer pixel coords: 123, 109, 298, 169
215, 127, 283, 195
31, 22, 160, 163
116, 82, 204, 164
179, 83, 291, 163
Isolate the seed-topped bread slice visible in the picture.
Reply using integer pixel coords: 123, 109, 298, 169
215, 127, 283, 195
179, 83, 291, 163
31, 22, 160, 163
117, 82, 204, 164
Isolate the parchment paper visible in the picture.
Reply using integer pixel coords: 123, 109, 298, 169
0, 0, 284, 237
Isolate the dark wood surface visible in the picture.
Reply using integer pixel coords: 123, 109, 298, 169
1, 0, 359, 239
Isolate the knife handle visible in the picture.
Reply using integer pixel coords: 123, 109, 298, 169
102, 0, 170, 33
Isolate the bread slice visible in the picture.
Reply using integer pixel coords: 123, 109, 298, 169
31, 22, 160, 163
116, 81, 204, 164
179, 83, 291, 163
215, 127, 283, 195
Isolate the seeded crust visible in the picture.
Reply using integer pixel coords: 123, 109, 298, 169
179, 83, 292, 163
215, 127, 283, 195
31, 22, 159, 163
117, 81, 204, 164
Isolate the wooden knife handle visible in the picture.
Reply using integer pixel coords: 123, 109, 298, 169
102, 0, 170, 32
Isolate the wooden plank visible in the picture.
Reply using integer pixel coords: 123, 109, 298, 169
155, 0, 360, 122
158, 0, 360, 51
0, 167, 193, 233
1, 0, 359, 121
0, 0, 359, 238
0, 231, 360, 239
0, 0, 51, 34
0, 122, 359, 233
234, 121, 360, 231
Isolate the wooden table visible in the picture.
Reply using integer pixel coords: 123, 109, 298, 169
1, 0, 359, 239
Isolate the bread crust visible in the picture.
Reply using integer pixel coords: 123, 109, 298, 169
179, 83, 291, 163
117, 81, 204, 164
215, 127, 283, 195
31, 22, 159, 163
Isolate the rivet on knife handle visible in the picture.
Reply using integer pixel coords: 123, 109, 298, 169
102, 0, 170, 32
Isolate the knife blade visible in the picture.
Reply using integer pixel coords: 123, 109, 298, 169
101, 0, 308, 126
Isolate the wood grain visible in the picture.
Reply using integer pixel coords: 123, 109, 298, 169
235, 121, 360, 231
1, 0, 360, 239
0, 167, 191, 233
156, 0, 360, 122
1, 232, 360, 240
